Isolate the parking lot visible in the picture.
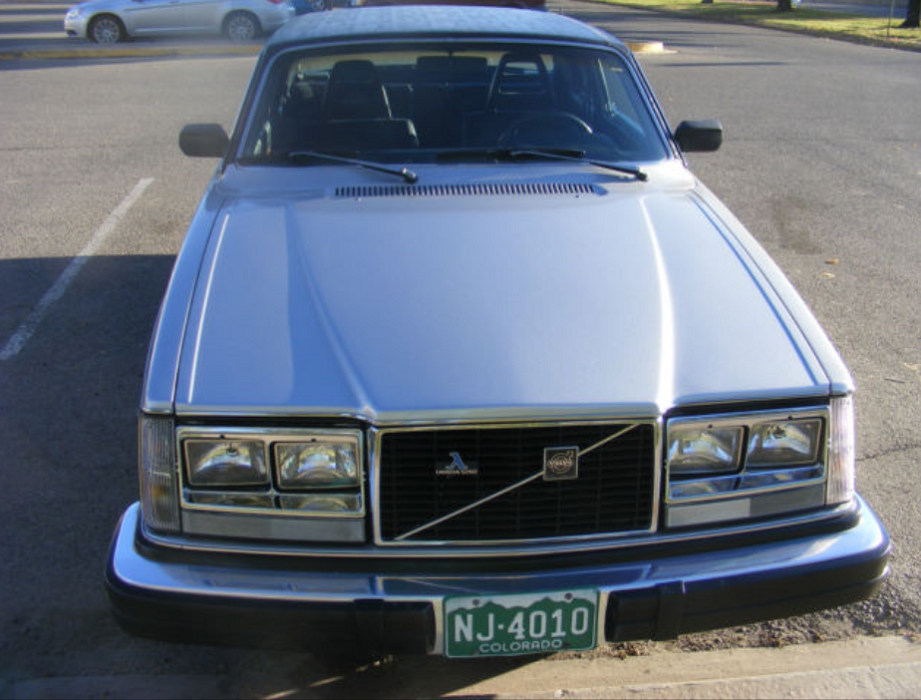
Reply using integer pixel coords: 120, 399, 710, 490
1, 1, 920, 696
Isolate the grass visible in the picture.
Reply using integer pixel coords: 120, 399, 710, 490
584, 0, 921, 51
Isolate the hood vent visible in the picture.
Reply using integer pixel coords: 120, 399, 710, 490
336, 183, 599, 199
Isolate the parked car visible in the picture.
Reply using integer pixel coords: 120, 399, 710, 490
291, 0, 329, 15
64, 0, 295, 43
105, 6, 889, 658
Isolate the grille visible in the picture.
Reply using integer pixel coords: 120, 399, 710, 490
336, 183, 599, 199
377, 423, 655, 544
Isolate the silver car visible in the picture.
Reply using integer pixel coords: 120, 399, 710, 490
64, 0, 295, 43
105, 7, 889, 658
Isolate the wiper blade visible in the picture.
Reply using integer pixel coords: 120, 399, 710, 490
435, 148, 647, 181
286, 150, 418, 184
509, 149, 648, 181
436, 147, 582, 161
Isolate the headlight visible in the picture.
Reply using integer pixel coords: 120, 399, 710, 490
665, 406, 838, 529
184, 439, 268, 486
667, 425, 742, 476
65, 7, 83, 19
275, 439, 358, 489
746, 419, 821, 468
177, 428, 365, 524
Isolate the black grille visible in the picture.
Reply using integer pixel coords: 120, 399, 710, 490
378, 423, 655, 543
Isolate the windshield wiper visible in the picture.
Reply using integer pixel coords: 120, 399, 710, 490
286, 150, 418, 184
436, 148, 647, 181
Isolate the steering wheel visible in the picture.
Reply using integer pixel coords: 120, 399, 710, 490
497, 112, 594, 149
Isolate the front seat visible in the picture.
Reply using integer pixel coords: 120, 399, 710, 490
322, 59, 392, 121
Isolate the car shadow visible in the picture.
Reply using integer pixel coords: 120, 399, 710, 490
0, 253, 580, 697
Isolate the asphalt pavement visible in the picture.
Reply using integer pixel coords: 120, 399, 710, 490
0, 0, 913, 61
1, 1, 920, 698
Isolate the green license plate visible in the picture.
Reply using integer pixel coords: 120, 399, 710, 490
444, 589, 598, 658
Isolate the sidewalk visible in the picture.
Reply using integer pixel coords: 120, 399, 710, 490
3, 635, 921, 698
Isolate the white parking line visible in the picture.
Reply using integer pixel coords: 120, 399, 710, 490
0, 177, 155, 361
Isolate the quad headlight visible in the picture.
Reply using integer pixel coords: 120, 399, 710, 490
136, 424, 367, 543
746, 419, 821, 468
665, 400, 854, 528
177, 428, 364, 517
667, 426, 743, 475
185, 439, 268, 486
275, 439, 359, 489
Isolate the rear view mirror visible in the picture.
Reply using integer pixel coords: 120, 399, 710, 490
674, 120, 723, 153
179, 124, 229, 158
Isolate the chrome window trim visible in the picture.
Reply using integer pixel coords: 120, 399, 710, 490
177, 426, 366, 519
369, 418, 662, 548
664, 406, 829, 505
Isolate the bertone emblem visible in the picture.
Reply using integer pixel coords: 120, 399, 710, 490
543, 446, 580, 481
436, 451, 479, 476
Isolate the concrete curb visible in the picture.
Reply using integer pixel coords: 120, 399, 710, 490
625, 40, 668, 53
436, 635, 921, 699
0, 43, 261, 60
2, 635, 921, 699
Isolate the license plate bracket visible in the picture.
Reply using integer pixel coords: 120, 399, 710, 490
444, 589, 598, 658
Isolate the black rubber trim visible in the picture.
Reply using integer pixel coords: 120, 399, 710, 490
606, 539, 890, 642
105, 560, 435, 653
106, 510, 889, 653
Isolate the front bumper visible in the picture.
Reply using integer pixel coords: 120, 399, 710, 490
64, 14, 89, 38
260, 3, 296, 33
106, 498, 890, 655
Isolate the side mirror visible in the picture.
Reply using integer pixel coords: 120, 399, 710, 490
674, 120, 723, 153
179, 123, 229, 158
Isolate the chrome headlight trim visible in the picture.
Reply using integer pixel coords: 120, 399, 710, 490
664, 406, 833, 528
177, 426, 365, 519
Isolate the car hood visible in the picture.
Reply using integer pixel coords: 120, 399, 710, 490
174, 173, 832, 421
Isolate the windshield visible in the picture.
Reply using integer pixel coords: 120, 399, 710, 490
239, 42, 669, 165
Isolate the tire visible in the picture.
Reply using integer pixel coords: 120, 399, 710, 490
88, 14, 125, 44
224, 12, 260, 42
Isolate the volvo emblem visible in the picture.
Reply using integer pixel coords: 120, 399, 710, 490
543, 447, 579, 481
436, 451, 479, 476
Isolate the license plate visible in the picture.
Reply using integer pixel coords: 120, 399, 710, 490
444, 589, 598, 658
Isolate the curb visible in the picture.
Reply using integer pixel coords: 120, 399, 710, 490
3, 635, 921, 699
625, 39, 668, 52
0, 43, 262, 60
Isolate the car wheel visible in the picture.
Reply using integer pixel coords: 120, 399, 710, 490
88, 14, 125, 44
224, 12, 260, 42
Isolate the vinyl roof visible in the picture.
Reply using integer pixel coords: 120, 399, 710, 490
266, 6, 624, 51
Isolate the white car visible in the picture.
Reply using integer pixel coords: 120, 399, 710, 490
64, 0, 295, 43
105, 7, 889, 658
